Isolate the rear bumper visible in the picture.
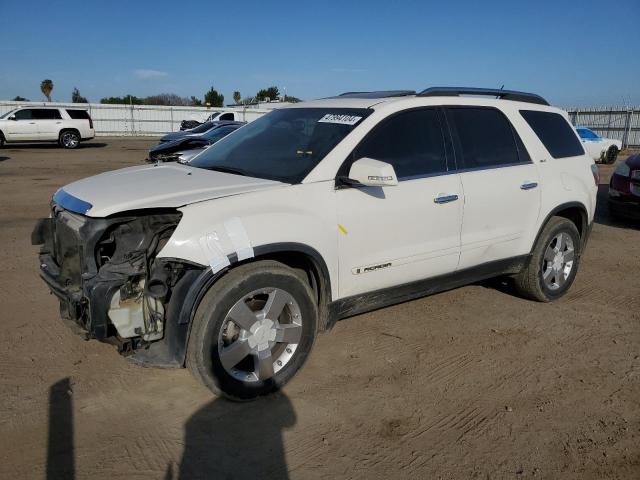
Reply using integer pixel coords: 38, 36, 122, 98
608, 197, 640, 220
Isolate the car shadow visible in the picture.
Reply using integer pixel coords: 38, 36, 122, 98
5, 142, 107, 150
0, 156, 9, 162
594, 183, 640, 229
174, 392, 296, 479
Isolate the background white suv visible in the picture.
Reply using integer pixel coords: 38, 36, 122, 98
33, 87, 598, 400
0, 107, 95, 148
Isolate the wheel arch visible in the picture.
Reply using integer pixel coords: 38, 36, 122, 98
173, 242, 333, 366
532, 202, 589, 254
58, 127, 81, 140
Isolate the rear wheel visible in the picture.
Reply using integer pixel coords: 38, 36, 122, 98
515, 217, 581, 302
187, 260, 318, 401
0, 132, 4, 148
59, 130, 80, 149
606, 146, 619, 164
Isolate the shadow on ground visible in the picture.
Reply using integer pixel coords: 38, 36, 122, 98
175, 392, 296, 479
5, 142, 107, 150
0, 156, 9, 162
45, 378, 296, 480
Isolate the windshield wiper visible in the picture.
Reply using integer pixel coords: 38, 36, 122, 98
206, 166, 250, 177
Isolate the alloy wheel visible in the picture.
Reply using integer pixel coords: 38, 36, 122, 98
541, 232, 575, 290
218, 287, 303, 382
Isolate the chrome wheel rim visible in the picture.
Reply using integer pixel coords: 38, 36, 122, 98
62, 133, 78, 148
218, 287, 303, 383
542, 232, 575, 290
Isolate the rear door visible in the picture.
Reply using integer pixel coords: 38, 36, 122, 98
4, 109, 39, 141
336, 108, 463, 298
444, 106, 541, 269
33, 109, 63, 139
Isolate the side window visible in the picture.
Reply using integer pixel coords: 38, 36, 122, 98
520, 110, 584, 158
14, 109, 33, 120
66, 109, 90, 120
350, 109, 447, 179
447, 107, 523, 169
219, 113, 234, 121
33, 109, 62, 120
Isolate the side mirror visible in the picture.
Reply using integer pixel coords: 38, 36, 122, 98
344, 157, 398, 187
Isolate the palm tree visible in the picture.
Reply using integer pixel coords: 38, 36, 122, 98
40, 79, 54, 102
233, 91, 241, 105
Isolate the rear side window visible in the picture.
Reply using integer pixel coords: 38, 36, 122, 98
33, 109, 62, 120
520, 110, 584, 158
350, 108, 447, 179
219, 113, 234, 121
446, 107, 523, 169
66, 109, 90, 120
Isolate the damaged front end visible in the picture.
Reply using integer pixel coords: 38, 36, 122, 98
32, 203, 201, 364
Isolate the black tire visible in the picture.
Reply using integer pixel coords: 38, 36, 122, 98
58, 130, 80, 149
606, 146, 619, 165
514, 217, 581, 302
0, 132, 4, 148
187, 260, 318, 401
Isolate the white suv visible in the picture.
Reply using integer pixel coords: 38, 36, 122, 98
32, 87, 598, 400
0, 107, 95, 148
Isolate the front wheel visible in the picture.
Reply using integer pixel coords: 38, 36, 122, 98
59, 130, 80, 149
515, 217, 581, 302
187, 260, 318, 401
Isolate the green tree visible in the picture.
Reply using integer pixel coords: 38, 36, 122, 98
12, 95, 30, 101
190, 96, 203, 106
72, 87, 88, 103
283, 95, 302, 103
233, 91, 241, 104
256, 86, 279, 102
100, 94, 144, 105
40, 79, 54, 102
204, 86, 224, 107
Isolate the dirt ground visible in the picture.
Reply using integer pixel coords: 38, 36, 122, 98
0, 138, 638, 480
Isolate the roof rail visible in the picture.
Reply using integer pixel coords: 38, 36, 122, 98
337, 90, 416, 99
417, 87, 549, 106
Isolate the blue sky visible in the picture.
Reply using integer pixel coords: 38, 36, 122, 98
0, 0, 638, 107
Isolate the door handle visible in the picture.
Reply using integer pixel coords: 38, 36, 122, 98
434, 194, 459, 204
520, 182, 538, 190
29, 122, 36, 124
56, 121, 62, 124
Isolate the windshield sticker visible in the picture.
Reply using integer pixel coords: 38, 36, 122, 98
318, 114, 362, 126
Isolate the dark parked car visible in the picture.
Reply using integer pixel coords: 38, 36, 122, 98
160, 121, 244, 143
609, 154, 640, 221
148, 123, 244, 163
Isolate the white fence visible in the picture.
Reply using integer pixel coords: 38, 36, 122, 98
567, 106, 640, 148
0, 101, 270, 136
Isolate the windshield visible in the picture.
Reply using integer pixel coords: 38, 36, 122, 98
190, 121, 214, 134
0, 109, 16, 119
577, 128, 599, 140
190, 108, 371, 183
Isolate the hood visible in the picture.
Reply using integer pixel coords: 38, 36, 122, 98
160, 131, 198, 142
56, 163, 285, 217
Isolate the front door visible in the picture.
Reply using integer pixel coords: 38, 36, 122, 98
336, 108, 463, 298
4, 109, 39, 141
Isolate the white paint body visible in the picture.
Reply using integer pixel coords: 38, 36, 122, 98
580, 136, 623, 163
0, 107, 94, 143
60, 95, 597, 302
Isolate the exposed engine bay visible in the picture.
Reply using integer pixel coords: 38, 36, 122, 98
32, 206, 194, 357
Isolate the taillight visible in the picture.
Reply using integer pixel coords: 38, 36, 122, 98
88, 115, 93, 129
590, 164, 600, 186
